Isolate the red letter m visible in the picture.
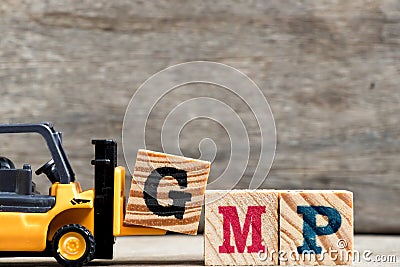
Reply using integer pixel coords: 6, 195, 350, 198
218, 206, 266, 254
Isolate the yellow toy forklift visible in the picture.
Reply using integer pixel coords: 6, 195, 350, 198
0, 123, 165, 266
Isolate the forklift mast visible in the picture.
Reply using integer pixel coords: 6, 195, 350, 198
91, 139, 117, 259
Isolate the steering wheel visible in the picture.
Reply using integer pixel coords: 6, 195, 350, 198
0, 157, 15, 169
35, 159, 60, 183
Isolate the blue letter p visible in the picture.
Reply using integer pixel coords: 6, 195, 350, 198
297, 206, 342, 254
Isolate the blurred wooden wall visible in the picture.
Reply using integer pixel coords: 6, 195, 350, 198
1, 1, 399, 233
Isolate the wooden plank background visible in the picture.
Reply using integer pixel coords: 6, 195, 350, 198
0, 0, 399, 233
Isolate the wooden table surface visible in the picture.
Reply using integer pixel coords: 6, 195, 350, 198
0, 234, 398, 266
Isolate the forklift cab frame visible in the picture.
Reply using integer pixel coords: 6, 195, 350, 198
0, 123, 77, 214
0, 122, 75, 185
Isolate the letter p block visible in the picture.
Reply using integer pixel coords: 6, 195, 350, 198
279, 191, 353, 265
205, 190, 278, 265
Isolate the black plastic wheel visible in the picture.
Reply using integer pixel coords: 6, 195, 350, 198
52, 224, 95, 267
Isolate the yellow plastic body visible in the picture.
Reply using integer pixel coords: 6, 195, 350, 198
113, 166, 166, 236
0, 182, 94, 252
0, 166, 165, 252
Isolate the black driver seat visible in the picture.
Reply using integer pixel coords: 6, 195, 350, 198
0, 158, 55, 213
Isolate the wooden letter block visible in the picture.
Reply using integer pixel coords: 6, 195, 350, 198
279, 190, 353, 265
205, 190, 278, 266
124, 149, 210, 235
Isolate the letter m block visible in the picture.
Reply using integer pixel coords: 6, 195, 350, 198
205, 190, 278, 266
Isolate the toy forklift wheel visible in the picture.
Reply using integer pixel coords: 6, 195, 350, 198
52, 224, 95, 267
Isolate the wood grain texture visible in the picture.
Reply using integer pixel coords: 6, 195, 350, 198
204, 190, 278, 266
124, 149, 210, 235
279, 190, 353, 265
0, 0, 399, 233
